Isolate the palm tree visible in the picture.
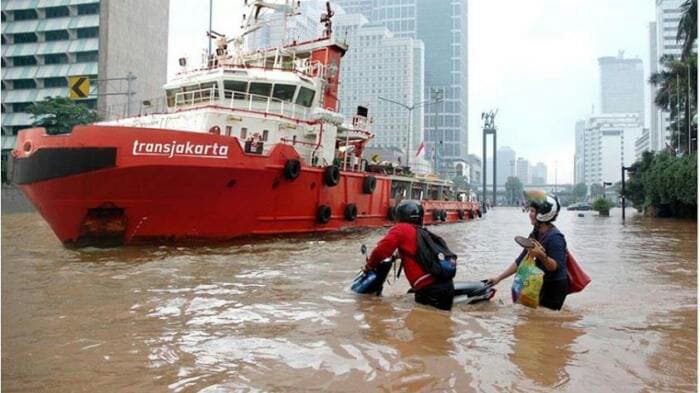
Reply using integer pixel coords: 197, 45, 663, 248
649, 54, 697, 153
677, 0, 697, 60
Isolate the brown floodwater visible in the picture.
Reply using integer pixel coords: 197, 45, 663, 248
2, 207, 696, 392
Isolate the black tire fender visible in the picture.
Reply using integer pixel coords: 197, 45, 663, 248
362, 175, 376, 194
344, 203, 358, 221
283, 159, 301, 180
317, 205, 331, 224
457, 209, 465, 220
324, 165, 340, 186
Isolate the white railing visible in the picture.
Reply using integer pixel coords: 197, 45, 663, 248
224, 90, 312, 121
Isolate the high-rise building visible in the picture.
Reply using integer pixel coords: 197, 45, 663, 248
496, 146, 516, 186
531, 162, 547, 185
651, 0, 689, 151
332, 0, 373, 15
516, 157, 530, 185
1, 0, 169, 170
334, 0, 468, 178
598, 52, 645, 120
334, 13, 429, 172
574, 120, 586, 185
648, 21, 662, 151
581, 113, 643, 186
246, 0, 328, 50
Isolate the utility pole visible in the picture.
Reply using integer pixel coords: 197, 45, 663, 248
431, 88, 443, 175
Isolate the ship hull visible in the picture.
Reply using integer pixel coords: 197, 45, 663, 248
12, 126, 481, 247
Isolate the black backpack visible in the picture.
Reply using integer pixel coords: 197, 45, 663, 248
415, 227, 457, 281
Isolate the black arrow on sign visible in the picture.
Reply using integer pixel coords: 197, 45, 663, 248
71, 77, 88, 98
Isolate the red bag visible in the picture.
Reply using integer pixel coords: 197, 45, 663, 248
566, 251, 590, 294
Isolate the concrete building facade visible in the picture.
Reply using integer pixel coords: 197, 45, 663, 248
516, 157, 530, 185
531, 162, 547, 185
334, 13, 431, 173
335, 0, 469, 178
580, 113, 643, 186
598, 52, 645, 120
574, 120, 586, 185
496, 146, 515, 186
1, 0, 169, 168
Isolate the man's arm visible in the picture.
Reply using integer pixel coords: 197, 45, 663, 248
366, 226, 403, 270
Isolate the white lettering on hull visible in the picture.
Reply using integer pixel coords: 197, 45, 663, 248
131, 140, 229, 159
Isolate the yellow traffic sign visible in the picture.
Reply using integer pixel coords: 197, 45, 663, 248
68, 76, 90, 99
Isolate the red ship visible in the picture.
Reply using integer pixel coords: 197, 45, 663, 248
11, 1, 481, 247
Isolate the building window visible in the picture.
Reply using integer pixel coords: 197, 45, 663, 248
77, 27, 99, 39
13, 33, 38, 43
13, 79, 36, 89
225, 126, 232, 136
45, 6, 70, 18
44, 77, 67, 88
12, 56, 37, 66
75, 51, 98, 63
13, 9, 38, 21
44, 53, 68, 65
13, 102, 32, 112
77, 3, 100, 15
45, 30, 70, 41
241, 127, 248, 139
262, 130, 269, 141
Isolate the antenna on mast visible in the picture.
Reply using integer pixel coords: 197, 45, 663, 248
320, 2, 334, 38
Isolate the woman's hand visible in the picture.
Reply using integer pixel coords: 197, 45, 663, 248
485, 276, 501, 286
528, 240, 547, 261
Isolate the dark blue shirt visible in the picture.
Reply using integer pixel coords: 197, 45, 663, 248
515, 226, 568, 281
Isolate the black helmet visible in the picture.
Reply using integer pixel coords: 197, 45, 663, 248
395, 200, 424, 225
523, 190, 560, 223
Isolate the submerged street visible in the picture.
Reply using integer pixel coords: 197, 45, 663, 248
1, 207, 696, 392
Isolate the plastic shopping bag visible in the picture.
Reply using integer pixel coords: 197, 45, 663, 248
511, 255, 544, 308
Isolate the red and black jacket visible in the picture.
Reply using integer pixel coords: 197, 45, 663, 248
366, 223, 435, 290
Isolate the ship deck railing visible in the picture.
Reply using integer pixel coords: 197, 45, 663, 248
172, 87, 313, 121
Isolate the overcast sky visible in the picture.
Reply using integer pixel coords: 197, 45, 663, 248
169, 0, 657, 184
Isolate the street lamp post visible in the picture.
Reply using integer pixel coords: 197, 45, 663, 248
378, 95, 442, 171
602, 181, 612, 199
620, 165, 635, 222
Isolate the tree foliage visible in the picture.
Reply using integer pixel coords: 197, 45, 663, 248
504, 176, 523, 205
678, 0, 697, 60
592, 197, 614, 213
27, 96, 99, 135
623, 151, 696, 217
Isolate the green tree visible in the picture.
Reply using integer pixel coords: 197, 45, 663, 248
623, 151, 696, 217
649, 54, 697, 153
590, 183, 604, 199
592, 197, 614, 216
572, 182, 588, 202
504, 176, 523, 205
678, 0, 697, 60
27, 96, 100, 135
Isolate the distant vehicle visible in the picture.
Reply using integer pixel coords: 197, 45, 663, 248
567, 202, 592, 211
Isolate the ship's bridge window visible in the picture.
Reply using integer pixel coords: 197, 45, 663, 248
272, 84, 297, 102
199, 81, 219, 100
249, 82, 272, 101
224, 80, 248, 99
295, 87, 315, 107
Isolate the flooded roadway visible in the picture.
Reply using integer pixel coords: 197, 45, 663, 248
2, 207, 696, 392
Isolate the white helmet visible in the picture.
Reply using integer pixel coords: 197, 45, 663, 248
523, 190, 560, 223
